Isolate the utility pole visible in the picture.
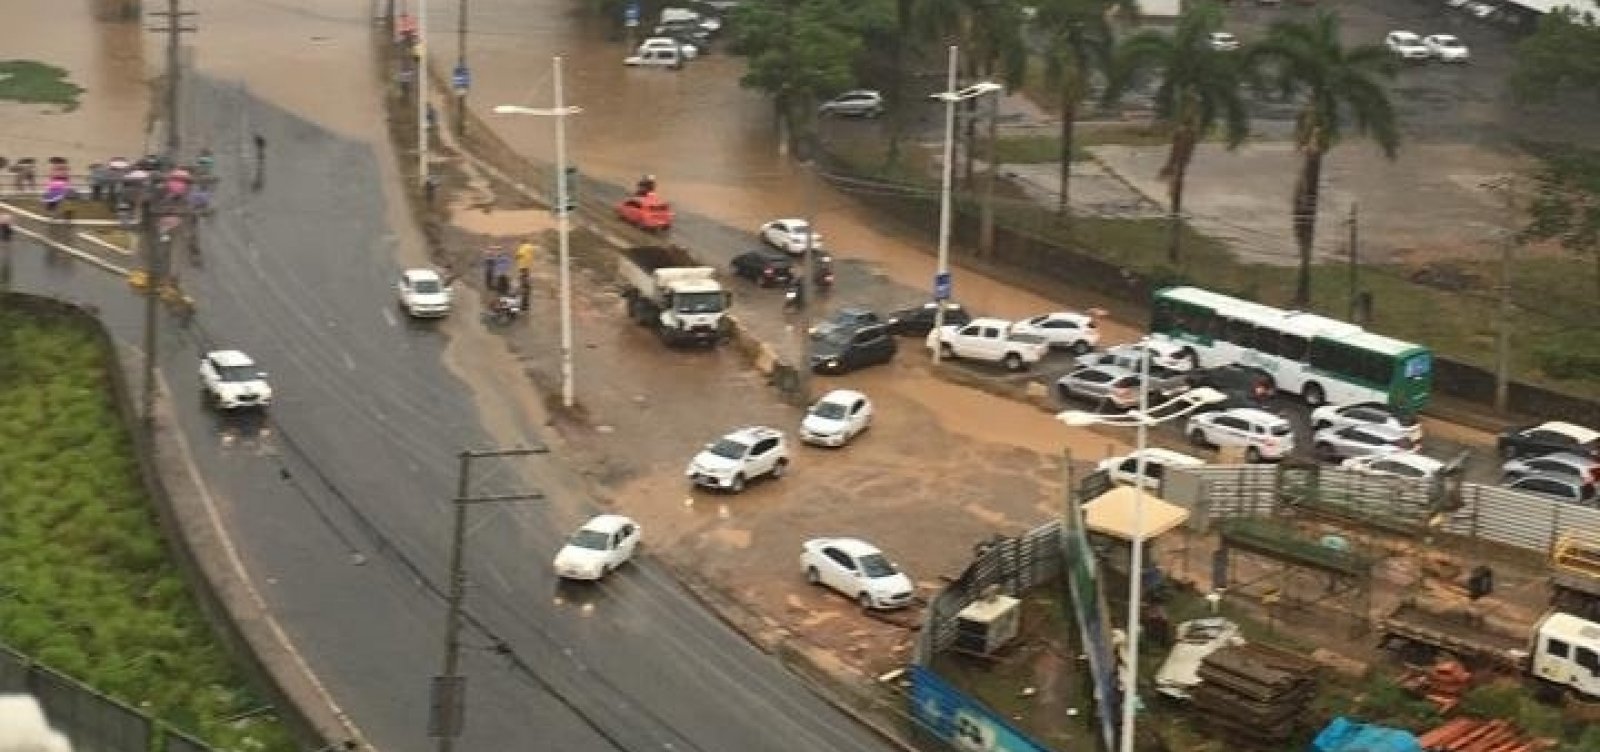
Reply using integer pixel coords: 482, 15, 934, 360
1494, 186, 1515, 413
796, 159, 818, 405
417, 0, 430, 187
142, 0, 195, 431
148, 0, 195, 161
431, 447, 548, 752
1346, 202, 1359, 321
454, 0, 467, 138
553, 56, 575, 409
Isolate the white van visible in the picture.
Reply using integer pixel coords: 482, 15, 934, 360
638, 36, 698, 60
1097, 448, 1206, 494
623, 46, 684, 69
1529, 611, 1600, 698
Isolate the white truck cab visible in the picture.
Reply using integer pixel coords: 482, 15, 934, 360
1530, 611, 1600, 698
927, 317, 1048, 372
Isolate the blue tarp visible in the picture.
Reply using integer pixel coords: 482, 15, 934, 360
1311, 717, 1422, 752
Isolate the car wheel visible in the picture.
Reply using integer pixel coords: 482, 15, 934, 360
1189, 428, 1209, 447
1002, 353, 1024, 372
1179, 348, 1200, 370
1246, 447, 1263, 463
770, 459, 789, 479
806, 566, 821, 585
730, 474, 746, 493
1070, 340, 1091, 355
857, 592, 874, 610
1302, 383, 1326, 407
939, 343, 955, 359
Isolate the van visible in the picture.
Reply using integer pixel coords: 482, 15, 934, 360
623, 46, 684, 69
638, 36, 699, 60
1097, 448, 1206, 495
1529, 611, 1600, 698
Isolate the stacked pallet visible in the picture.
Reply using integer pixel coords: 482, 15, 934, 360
1417, 718, 1556, 752
1190, 643, 1321, 747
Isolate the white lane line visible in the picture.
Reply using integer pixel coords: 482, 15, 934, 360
381, 305, 398, 328
341, 351, 356, 371
76, 230, 135, 256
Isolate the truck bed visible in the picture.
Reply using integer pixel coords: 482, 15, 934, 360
1379, 601, 1528, 669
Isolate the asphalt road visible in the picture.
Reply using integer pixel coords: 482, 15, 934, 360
9, 73, 901, 752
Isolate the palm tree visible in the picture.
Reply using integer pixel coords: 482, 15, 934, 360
1105, 1, 1249, 263
1036, 0, 1123, 216
1247, 11, 1399, 305
963, 0, 1028, 256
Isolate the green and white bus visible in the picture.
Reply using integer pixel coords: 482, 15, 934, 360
1149, 286, 1433, 411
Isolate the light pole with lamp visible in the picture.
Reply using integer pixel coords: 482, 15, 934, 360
928, 45, 1003, 364
492, 56, 583, 409
1058, 370, 1227, 752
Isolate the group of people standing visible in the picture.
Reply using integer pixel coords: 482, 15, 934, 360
482, 238, 538, 316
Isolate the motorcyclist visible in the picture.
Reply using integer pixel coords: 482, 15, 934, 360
635, 174, 657, 197
783, 278, 805, 311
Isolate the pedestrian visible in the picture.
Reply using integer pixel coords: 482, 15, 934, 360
426, 103, 438, 133
515, 238, 535, 275
253, 134, 266, 166
482, 245, 500, 288
0, 213, 13, 243
518, 267, 531, 311
423, 173, 439, 205
493, 248, 513, 289
88, 163, 107, 201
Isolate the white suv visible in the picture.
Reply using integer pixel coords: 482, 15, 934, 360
397, 268, 453, 318
199, 350, 273, 410
686, 426, 791, 492
1186, 407, 1294, 462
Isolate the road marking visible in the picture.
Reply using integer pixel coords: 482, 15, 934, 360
10, 224, 131, 276
381, 305, 398, 328
76, 231, 134, 256
341, 351, 356, 371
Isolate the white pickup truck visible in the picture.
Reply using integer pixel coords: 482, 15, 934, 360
927, 317, 1049, 371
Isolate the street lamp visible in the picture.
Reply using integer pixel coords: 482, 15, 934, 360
1057, 364, 1226, 752
492, 57, 583, 409
928, 45, 1003, 365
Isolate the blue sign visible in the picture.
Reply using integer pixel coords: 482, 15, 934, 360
909, 665, 1053, 752
624, 1, 641, 26
933, 271, 952, 301
451, 64, 471, 93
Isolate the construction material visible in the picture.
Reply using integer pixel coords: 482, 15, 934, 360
1416, 717, 1556, 752
1189, 643, 1320, 746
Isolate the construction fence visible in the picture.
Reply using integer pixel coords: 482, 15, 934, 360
0, 642, 213, 752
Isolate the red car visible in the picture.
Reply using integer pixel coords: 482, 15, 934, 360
617, 192, 674, 232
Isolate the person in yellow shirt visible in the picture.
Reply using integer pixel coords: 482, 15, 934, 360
515, 239, 536, 274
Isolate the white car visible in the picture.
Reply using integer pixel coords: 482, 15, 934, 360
1076, 339, 1193, 373
637, 36, 699, 60
552, 514, 641, 581
800, 389, 873, 447
624, 47, 684, 68
759, 218, 823, 255
1385, 31, 1430, 60
1208, 32, 1241, 52
199, 350, 273, 410
1423, 34, 1469, 62
1097, 448, 1206, 493
928, 317, 1049, 371
1341, 452, 1446, 481
1310, 402, 1422, 443
396, 268, 453, 318
1154, 618, 1245, 700
1011, 311, 1100, 354
1186, 407, 1294, 462
800, 537, 915, 610
686, 426, 791, 492
1312, 423, 1417, 461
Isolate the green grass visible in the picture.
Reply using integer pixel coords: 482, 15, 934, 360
993, 126, 1189, 165
0, 60, 84, 110
0, 306, 295, 751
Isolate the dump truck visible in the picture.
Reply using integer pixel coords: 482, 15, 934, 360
1551, 535, 1600, 621
618, 246, 731, 346
1379, 599, 1600, 698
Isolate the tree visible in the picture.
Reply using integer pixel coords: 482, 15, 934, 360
731, 0, 874, 154
963, 0, 1029, 257
1247, 11, 1398, 305
1036, 0, 1121, 216
1521, 144, 1600, 296
1509, 7, 1600, 103
1105, 1, 1248, 263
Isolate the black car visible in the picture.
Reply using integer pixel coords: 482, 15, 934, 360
811, 306, 881, 338
810, 324, 897, 374
729, 249, 795, 287
1184, 365, 1276, 411
884, 301, 971, 337
1497, 421, 1600, 460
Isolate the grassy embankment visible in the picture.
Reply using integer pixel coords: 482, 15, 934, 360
0, 306, 296, 750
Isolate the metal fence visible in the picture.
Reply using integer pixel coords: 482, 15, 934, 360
1164, 465, 1600, 556
914, 525, 1064, 663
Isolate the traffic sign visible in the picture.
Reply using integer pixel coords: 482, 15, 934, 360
933, 271, 952, 301
451, 64, 471, 94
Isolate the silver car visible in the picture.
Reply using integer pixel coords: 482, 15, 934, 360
1501, 452, 1600, 487
1312, 423, 1416, 461
1056, 365, 1141, 410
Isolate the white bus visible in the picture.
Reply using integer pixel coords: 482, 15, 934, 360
1149, 286, 1433, 411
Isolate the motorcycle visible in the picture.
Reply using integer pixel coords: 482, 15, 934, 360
783, 280, 805, 312
483, 294, 523, 325
812, 253, 835, 291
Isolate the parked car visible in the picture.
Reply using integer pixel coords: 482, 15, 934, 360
818, 89, 885, 118
729, 249, 794, 287
811, 323, 896, 375
1183, 365, 1276, 411
1097, 448, 1207, 494
659, 6, 720, 33
396, 268, 453, 318
199, 349, 273, 410
686, 426, 790, 492
1154, 618, 1245, 701
1497, 421, 1600, 460
1423, 34, 1470, 61
1385, 30, 1430, 60
623, 47, 685, 68
552, 514, 641, 581
810, 306, 882, 338
1208, 32, 1241, 51
636, 36, 699, 60
1341, 452, 1446, 481
884, 301, 972, 337
799, 389, 874, 447
1501, 452, 1600, 487
1310, 402, 1422, 443
1505, 474, 1598, 506
759, 218, 823, 255
800, 537, 915, 610
1077, 340, 1194, 373
1057, 365, 1182, 411
652, 20, 712, 44
1186, 407, 1295, 462
616, 193, 674, 230
1312, 423, 1417, 461
927, 317, 1049, 371
1011, 311, 1100, 354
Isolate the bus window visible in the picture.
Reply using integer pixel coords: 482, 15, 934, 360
1252, 326, 1280, 356
1221, 318, 1253, 348
1152, 301, 1175, 334
1280, 334, 1309, 362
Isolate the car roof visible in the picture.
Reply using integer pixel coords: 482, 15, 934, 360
835, 89, 881, 98
805, 537, 882, 557
1070, 364, 1136, 378
1033, 311, 1091, 322
1327, 422, 1410, 440
403, 268, 442, 282
1367, 453, 1444, 470
962, 317, 1015, 327
769, 217, 808, 226
1115, 448, 1206, 466
1515, 451, 1600, 466
817, 389, 868, 405
579, 514, 635, 534
1216, 407, 1288, 425
1534, 421, 1600, 443
207, 349, 256, 367
724, 425, 783, 442
1510, 474, 1585, 491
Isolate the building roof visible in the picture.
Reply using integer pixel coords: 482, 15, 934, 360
1082, 486, 1191, 540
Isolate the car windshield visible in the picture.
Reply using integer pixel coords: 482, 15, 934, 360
675, 292, 727, 313
1270, 424, 1291, 437
217, 364, 260, 382
569, 529, 611, 550
811, 401, 849, 420
413, 279, 442, 294
859, 553, 898, 578
708, 438, 749, 460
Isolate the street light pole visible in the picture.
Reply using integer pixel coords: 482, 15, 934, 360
1120, 347, 1151, 752
417, 0, 430, 187
455, 0, 467, 138
554, 56, 575, 409
931, 44, 958, 365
